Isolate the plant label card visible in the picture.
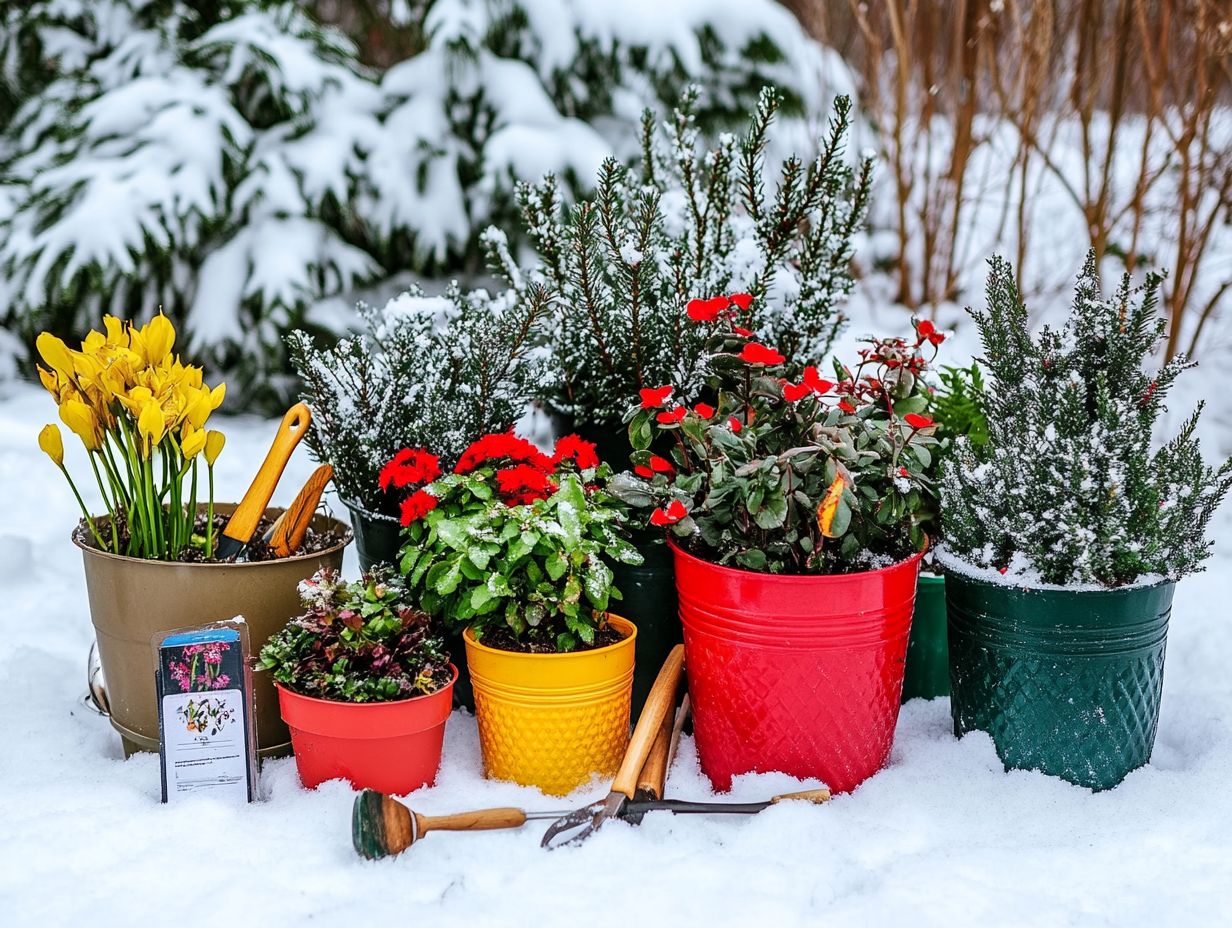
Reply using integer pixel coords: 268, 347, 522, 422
156, 625, 256, 804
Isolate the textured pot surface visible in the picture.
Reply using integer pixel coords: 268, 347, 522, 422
945, 568, 1173, 790
77, 505, 350, 756
345, 501, 475, 711
902, 573, 950, 701
672, 541, 922, 793
277, 666, 455, 793
612, 536, 681, 719
464, 615, 636, 796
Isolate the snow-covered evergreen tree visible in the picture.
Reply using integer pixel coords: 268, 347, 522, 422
941, 253, 1232, 587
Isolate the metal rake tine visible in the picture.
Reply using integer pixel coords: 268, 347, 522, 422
539, 803, 603, 850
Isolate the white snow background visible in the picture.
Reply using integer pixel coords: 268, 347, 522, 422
2, 297, 1231, 926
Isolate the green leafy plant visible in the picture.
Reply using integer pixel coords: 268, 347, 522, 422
929, 362, 989, 451
487, 87, 873, 435
259, 568, 452, 703
611, 295, 939, 574
287, 283, 551, 515
941, 252, 1232, 587
395, 433, 641, 652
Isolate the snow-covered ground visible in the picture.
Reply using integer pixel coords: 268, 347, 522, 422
3, 319, 1232, 924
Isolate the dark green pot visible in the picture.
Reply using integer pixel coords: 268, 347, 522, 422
344, 500, 475, 711
945, 566, 1173, 790
613, 535, 682, 718
901, 573, 949, 701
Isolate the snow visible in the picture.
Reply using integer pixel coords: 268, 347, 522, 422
3, 376, 1232, 924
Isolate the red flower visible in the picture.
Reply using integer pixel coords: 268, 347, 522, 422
729, 292, 753, 311
639, 385, 673, 409
739, 342, 785, 366
782, 381, 811, 402
904, 413, 935, 430
495, 465, 557, 506
732, 326, 754, 338
380, 448, 441, 491
728, 416, 743, 433
898, 466, 910, 477
998, 566, 1009, 575
916, 319, 936, 338
657, 405, 688, 425
551, 434, 599, 470
650, 499, 688, 526
802, 366, 834, 395
693, 403, 715, 419
838, 399, 857, 414
927, 332, 946, 346
634, 465, 654, 478
399, 489, 438, 526
649, 454, 675, 474
455, 432, 552, 475
686, 296, 730, 322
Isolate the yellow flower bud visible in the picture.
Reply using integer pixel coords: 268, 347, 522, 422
181, 426, 207, 460
59, 399, 102, 452
38, 424, 64, 467
37, 366, 59, 397
142, 313, 176, 367
103, 315, 128, 347
204, 430, 226, 467
137, 399, 166, 457
209, 382, 226, 410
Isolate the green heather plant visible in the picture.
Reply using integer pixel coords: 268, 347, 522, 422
260, 568, 452, 703
393, 433, 640, 652
287, 283, 550, 516
612, 295, 939, 574
487, 88, 873, 435
942, 252, 1232, 587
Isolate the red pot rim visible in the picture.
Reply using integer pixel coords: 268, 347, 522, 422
274, 663, 459, 708
666, 536, 926, 584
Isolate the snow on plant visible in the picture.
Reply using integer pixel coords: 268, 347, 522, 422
494, 87, 873, 433
611, 295, 938, 574
287, 284, 551, 517
260, 567, 452, 703
942, 252, 1232, 587
395, 432, 641, 652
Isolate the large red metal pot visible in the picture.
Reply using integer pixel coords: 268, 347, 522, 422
671, 540, 923, 793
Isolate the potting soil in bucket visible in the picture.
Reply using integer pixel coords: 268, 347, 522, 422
276, 666, 456, 794
945, 568, 1173, 791
671, 542, 923, 793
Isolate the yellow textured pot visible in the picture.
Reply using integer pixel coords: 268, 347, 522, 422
464, 615, 636, 796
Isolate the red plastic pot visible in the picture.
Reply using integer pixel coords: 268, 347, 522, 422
671, 541, 923, 793
276, 666, 456, 794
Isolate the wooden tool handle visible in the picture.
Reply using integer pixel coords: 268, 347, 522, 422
769, 788, 832, 804
667, 692, 690, 771
612, 644, 684, 800
222, 403, 311, 546
416, 807, 528, 835
635, 696, 675, 800
270, 464, 333, 557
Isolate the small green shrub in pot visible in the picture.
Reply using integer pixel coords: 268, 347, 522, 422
939, 251, 1232, 789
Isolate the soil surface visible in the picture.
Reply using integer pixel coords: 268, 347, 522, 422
479, 623, 627, 654
74, 512, 348, 562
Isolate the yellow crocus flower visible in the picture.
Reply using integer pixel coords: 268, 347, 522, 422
209, 382, 226, 410
38, 424, 64, 467
60, 399, 102, 451
204, 430, 226, 467
181, 426, 207, 460
137, 399, 167, 456
37, 366, 60, 398
36, 332, 76, 381
141, 314, 175, 367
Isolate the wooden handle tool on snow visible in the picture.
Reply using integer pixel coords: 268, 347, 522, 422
354, 790, 544, 860
215, 403, 311, 560
263, 464, 333, 557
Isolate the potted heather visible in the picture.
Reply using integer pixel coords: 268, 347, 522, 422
485, 88, 872, 710
287, 283, 549, 572
614, 297, 937, 793
261, 568, 455, 794
390, 432, 642, 796
36, 315, 349, 757
900, 356, 987, 701
940, 254, 1232, 790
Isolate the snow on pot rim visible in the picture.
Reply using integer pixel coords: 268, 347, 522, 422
934, 544, 1171, 595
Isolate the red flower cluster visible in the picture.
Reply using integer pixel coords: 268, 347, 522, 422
740, 342, 785, 366
455, 432, 552, 475
379, 448, 441, 492
915, 319, 946, 347
495, 464, 558, 507
650, 499, 688, 526
639, 385, 673, 409
551, 434, 600, 470
686, 292, 754, 323
656, 405, 688, 425
400, 489, 438, 526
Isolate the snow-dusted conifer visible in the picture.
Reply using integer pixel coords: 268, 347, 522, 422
942, 252, 1232, 587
